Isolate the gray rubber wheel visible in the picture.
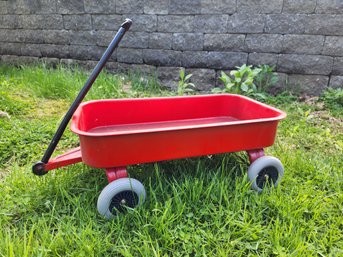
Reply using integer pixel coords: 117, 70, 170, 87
97, 178, 146, 219
248, 156, 284, 192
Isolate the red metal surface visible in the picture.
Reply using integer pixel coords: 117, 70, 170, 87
105, 167, 128, 182
247, 149, 265, 164
70, 94, 286, 169
45, 147, 82, 171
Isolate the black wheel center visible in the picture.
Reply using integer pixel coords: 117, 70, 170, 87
256, 166, 279, 189
109, 190, 139, 214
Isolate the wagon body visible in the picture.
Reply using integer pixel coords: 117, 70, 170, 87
70, 94, 286, 168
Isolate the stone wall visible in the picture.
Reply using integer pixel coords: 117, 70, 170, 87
0, 0, 343, 94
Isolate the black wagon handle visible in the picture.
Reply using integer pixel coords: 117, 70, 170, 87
32, 19, 132, 176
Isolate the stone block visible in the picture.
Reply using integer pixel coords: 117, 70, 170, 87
130, 64, 157, 76
278, 54, 333, 75
323, 36, 343, 57
305, 15, 343, 36
288, 74, 329, 95
59, 58, 78, 66
60, 59, 97, 71
42, 30, 71, 45
61, 59, 98, 70
92, 14, 123, 30
158, 15, 194, 33
143, 49, 182, 66
200, 0, 236, 14
207, 51, 248, 69
63, 15, 92, 30
97, 30, 131, 51
0, 42, 22, 55
329, 76, 343, 88
95, 30, 113, 46
9, 0, 56, 14
149, 33, 173, 49
57, 0, 85, 14
332, 57, 343, 75
1, 55, 39, 65
316, 0, 343, 14
157, 66, 182, 89
117, 48, 143, 64
0, 29, 19, 42
129, 15, 157, 32
105, 61, 130, 73
18, 15, 63, 29
245, 34, 283, 53
11, 30, 43, 44
186, 68, 216, 91
84, 0, 116, 13
282, 0, 316, 13
169, 0, 201, 14
282, 35, 325, 54
116, 0, 144, 14
237, 0, 283, 14
227, 13, 265, 33
204, 34, 245, 51
40, 57, 60, 67
248, 53, 279, 66
40, 44, 69, 58
68, 45, 105, 60
193, 15, 228, 33
0, 1, 9, 14
172, 33, 203, 51
20, 43, 42, 56
0, 15, 18, 29
70, 31, 97, 45
144, 0, 169, 14
34, 0, 58, 14
181, 51, 209, 68
120, 32, 149, 49
76, 60, 99, 70
265, 14, 307, 34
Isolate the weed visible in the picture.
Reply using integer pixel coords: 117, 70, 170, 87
320, 88, 343, 115
212, 65, 281, 101
213, 64, 261, 94
177, 69, 195, 96
255, 65, 278, 92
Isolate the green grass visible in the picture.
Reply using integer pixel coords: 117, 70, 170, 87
0, 64, 342, 256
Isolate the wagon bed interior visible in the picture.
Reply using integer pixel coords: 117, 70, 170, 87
72, 94, 284, 136
88, 116, 239, 134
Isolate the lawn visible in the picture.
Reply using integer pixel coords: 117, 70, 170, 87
0, 64, 342, 256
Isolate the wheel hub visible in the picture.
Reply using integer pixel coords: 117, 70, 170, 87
256, 166, 279, 189
109, 190, 139, 214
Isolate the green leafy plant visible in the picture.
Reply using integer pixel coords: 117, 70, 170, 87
177, 69, 195, 96
320, 88, 343, 114
213, 64, 261, 95
212, 64, 281, 101
255, 65, 278, 92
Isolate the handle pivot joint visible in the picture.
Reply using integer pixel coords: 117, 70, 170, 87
32, 161, 48, 176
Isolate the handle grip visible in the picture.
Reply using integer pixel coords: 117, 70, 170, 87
33, 19, 132, 176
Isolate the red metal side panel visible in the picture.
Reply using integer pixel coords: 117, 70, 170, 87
78, 121, 278, 168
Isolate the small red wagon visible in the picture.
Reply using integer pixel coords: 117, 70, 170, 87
33, 20, 286, 218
